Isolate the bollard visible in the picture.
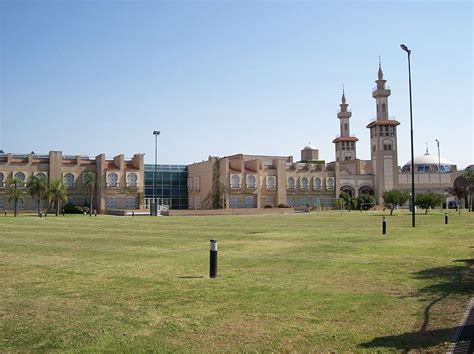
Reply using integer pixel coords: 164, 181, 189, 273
132, 211, 135, 217
210, 239, 218, 278
445, 212, 448, 225
382, 217, 387, 235
4, 209, 7, 216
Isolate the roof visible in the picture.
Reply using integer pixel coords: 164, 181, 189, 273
403, 153, 453, 167
366, 119, 400, 128
332, 136, 359, 143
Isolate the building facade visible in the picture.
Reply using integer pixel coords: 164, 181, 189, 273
144, 164, 188, 210
0, 151, 144, 212
187, 64, 467, 209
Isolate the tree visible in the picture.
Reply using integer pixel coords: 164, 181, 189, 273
339, 191, 357, 211
462, 169, 474, 211
27, 174, 48, 217
6, 177, 23, 217
382, 190, 410, 215
415, 192, 443, 215
83, 172, 97, 216
357, 194, 376, 211
47, 180, 68, 216
447, 177, 469, 212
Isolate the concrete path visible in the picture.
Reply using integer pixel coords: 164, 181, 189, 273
449, 298, 474, 354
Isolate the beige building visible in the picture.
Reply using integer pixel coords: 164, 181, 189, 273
0, 151, 144, 212
188, 63, 467, 209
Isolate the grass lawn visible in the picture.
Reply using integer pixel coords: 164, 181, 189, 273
1, 210, 473, 352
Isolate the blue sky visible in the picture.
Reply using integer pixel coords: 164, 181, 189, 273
0, 1, 472, 168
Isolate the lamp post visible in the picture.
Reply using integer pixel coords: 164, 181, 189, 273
153, 130, 161, 216
401, 44, 416, 227
435, 139, 443, 209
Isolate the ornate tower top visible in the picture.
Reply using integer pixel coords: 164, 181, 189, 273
378, 56, 384, 80
342, 85, 346, 104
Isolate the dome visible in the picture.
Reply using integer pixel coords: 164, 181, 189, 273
403, 153, 453, 167
303, 144, 317, 150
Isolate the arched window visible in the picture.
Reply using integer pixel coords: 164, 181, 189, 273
0, 172, 4, 186
382, 103, 387, 117
64, 173, 75, 188
287, 197, 294, 206
247, 175, 256, 189
125, 196, 137, 209
127, 173, 138, 187
287, 177, 295, 190
36, 172, 47, 182
314, 178, 322, 190
266, 176, 276, 189
327, 177, 335, 190
106, 196, 117, 209
230, 196, 239, 208
231, 175, 240, 188
107, 172, 118, 187
14, 172, 25, 183
244, 196, 255, 208
301, 177, 309, 190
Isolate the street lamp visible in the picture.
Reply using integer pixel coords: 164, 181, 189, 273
435, 139, 443, 207
153, 130, 161, 216
400, 44, 416, 227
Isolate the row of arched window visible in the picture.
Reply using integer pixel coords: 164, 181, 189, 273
0, 171, 139, 188
229, 175, 335, 191
287, 176, 334, 191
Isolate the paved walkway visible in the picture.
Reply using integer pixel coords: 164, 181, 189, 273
449, 298, 474, 353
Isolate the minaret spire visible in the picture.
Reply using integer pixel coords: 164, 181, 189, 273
342, 85, 346, 104
333, 88, 358, 162
378, 56, 384, 80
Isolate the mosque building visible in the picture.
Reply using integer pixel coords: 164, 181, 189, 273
187, 63, 465, 209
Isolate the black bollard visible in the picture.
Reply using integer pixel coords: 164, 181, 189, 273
382, 217, 387, 235
132, 211, 135, 217
210, 239, 218, 278
94, 209, 97, 217
445, 212, 448, 225
4, 209, 7, 216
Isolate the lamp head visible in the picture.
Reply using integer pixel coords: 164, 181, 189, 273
400, 44, 411, 54
153, 131, 161, 136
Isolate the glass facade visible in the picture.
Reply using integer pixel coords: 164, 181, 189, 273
144, 164, 188, 210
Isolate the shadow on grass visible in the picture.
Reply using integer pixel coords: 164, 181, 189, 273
360, 259, 473, 351
177, 276, 205, 279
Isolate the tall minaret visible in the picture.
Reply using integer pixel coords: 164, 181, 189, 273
332, 87, 358, 162
366, 60, 400, 204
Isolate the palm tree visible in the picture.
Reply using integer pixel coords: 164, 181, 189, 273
83, 172, 97, 216
6, 177, 23, 217
47, 180, 68, 216
27, 175, 48, 217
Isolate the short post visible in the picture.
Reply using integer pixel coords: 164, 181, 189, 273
382, 217, 387, 235
94, 209, 97, 217
445, 212, 448, 225
4, 209, 7, 216
132, 210, 135, 217
210, 239, 218, 278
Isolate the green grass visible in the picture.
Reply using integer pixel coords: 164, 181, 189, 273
1, 210, 473, 352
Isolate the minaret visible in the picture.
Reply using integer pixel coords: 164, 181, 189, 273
366, 60, 400, 204
332, 87, 358, 162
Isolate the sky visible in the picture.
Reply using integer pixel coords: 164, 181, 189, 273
0, 0, 472, 169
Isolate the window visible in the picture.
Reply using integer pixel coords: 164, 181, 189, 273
64, 173, 75, 188
14, 172, 26, 186
266, 176, 276, 189
382, 103, 387, 117
344, 123, 348, 131
127, 173, 138, 187
230, 196, 239, 208
187, 178, 193, 192
383, 144, 392, 151
247, 175, 256, 189
417, 165, 429, 173
106, 196, 117, 209
36, 172, 47, 182
107, 173, 118, 187
287, 177, 295, 190
299, 197, 307, 207
287, 197, 294, 207
327, 177, 335, 190
300, 177, 309, 190
0, 172, 4, 187
314, 178, 322, 190
345, 156, 352, 160
18, 198, 25, 210
231, 175, 241, 189
265, 196, 274, 207
125, 196, 137, 209
194, 177, 200, 191
244, 196, 255, 208
372, 145, 376, 152
0, 197, 3, 208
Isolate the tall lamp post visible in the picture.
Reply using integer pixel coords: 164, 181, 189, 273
435, 139, 443, 209
400, 44, 416, 227
153, 130, 161, 216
